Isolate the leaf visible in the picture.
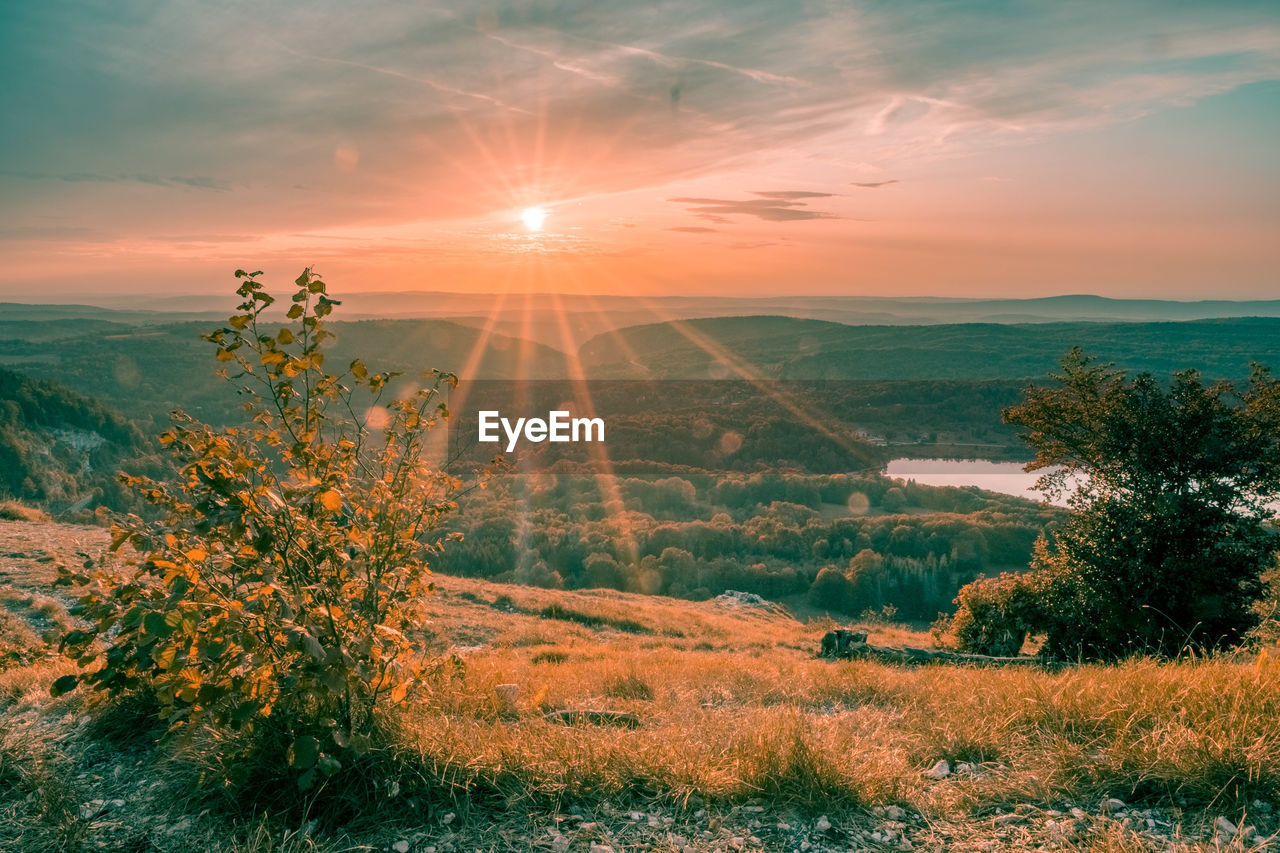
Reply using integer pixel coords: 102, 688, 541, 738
287, 304, 304, 319
185, 547, 207, 563
50, 674, 79, 697
143, 610, 174, 639
389, 681, 410, 703
317, 754, 342, 777
350, 360, 367, 379
288, 735, 319, 769
277, 328, 294, 344
318, 490, 342, 512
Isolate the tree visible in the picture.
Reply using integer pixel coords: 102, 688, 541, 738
808, 565, 852, 612
56, 269, 465, 790
1001, 348, 1280, 659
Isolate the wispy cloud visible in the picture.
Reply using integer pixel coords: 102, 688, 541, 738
752, 190, 836, 199
851, 180, 898, 188
670, 194, 837, 222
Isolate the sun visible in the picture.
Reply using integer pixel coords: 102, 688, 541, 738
521, 206, 547, 231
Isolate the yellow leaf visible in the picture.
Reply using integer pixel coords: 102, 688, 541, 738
318, 490, 342, 512
185, 547, 208, 562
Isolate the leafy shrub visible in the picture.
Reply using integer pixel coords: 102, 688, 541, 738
949, 567, 1046, 657
56, 268, 463, 790
1003, 350, 1280, 660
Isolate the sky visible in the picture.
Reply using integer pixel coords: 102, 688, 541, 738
2, 0, 1279, 300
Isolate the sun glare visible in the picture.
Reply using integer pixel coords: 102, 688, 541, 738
521, 206, 547, 231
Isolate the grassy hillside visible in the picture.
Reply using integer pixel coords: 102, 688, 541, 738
1, 519, 1277, 851
579, 316, 1280, 380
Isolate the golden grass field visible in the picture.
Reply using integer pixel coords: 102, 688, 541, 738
2, 518, 1279, 852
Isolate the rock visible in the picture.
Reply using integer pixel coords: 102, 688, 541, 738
993, 813, 1023, 825
1215, 816, 1238, 838
1101, 797, 1126, 814
589, 846, 616, 853
884, 805, 906, 821
925, 760, 952, 780
494, 684, 520, 714
551, 835, 571, 853
815, 815, 832, 833
392, 842, 410, 853
440, 812, 455, 825
714, 590, 785, 613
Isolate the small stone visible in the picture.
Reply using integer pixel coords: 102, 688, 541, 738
1101, 798, 1126, 814
440, 812, 455, 825
815, 815, 832, 832
885, 805, 906, 821
742, 805, 765, 813
551, 836, 570, 853
925, 760, 951, 780
1070, 808, 1087, 820
392, 842, 410, 853
994, 813, 1023, 825
494, 683, 519, 713
589, 846, 616, 853
1215, 816, 1238, 837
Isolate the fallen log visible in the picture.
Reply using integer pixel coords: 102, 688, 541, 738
822, 638, 1065, 669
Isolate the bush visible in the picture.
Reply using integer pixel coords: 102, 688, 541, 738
950, 568, 1046, 657
56, 269, 464, 790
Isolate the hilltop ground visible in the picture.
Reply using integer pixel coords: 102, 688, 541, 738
2, 518, 1279, 852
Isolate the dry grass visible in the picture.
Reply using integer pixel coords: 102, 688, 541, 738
0, 501, 50, 523
2, 521, 1280, 849
395, 574, 1280, 817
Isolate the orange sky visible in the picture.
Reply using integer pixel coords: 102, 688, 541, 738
3, 2, 1279, 300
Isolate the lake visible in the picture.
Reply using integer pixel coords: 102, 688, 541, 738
886, 458, 1066, 505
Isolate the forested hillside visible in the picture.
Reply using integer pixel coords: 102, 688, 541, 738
0, 367, 155, 513
579, 316, 1280, 380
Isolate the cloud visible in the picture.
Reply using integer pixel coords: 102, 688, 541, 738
666, 225, 718, 233
851, 180, 899, 188
670, 194, 837, 223
1, 170, 232, 190
752, 191, 836, 199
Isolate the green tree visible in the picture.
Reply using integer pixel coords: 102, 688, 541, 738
808, 565, 852, 613
1002, 348, 1280, 659
56, 269, 464, 789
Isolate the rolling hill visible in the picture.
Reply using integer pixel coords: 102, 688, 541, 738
579, 316, 1280, 380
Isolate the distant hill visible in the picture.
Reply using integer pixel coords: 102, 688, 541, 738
579, 315, 1280, 380
0, 317, 570, 429
8, 293, 1280, 351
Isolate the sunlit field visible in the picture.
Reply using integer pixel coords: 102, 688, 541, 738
2, 518, 1277, 852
